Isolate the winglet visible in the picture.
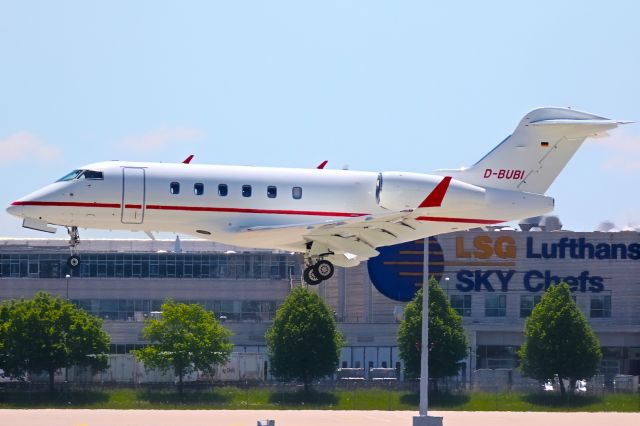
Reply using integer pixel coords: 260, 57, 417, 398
182, 155, 194, 164
418, 176, 452, 208
317, 160, 328, 169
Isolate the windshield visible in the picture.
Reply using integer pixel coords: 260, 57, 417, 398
56, 169, 104, 182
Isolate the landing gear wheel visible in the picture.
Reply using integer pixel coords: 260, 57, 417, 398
313, 260, 334, 281
303, 265, 323, 285
67, 255, 81, 269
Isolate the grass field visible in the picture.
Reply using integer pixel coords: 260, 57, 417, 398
0, 387, 638, 411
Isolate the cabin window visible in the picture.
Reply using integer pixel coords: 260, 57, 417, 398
267, 186, 277, 199
194, 183, 204, 196
292, 186, 302, 199
242, 185, 252, 197
170, 182, 180, 195
218, 184, 228, 197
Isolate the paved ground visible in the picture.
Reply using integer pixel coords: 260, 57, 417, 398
1, 410, 639, 426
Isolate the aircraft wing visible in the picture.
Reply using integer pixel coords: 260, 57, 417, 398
241, 210, 417, 263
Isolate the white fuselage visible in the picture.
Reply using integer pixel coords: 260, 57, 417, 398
7, 161, 554, 254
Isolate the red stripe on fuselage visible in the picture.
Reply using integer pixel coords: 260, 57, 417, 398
11, 200, 121, 208
11, 200, 368, 218
415, 216, 503, 224
145, 204, 367, 217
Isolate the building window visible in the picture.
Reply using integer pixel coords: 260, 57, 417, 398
170, 182, 180, 194
218, 184, 228, 197
450, 294, 471, 317
194, 183, 204, 196
292, 186, 302, 199
476, 345, 518, 369
520, 295, 542, 318
242, 185, 252, 197
590, 295, 611, 318
485, 295, 506, 317
267, 186, 277, 199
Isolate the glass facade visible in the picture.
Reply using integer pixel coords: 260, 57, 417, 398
71, 298, 278, 322
110, 343, 147, 354
0, 252, 299, 280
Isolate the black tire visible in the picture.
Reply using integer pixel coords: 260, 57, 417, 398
67, 255, 81, 269
313, 259, 334, 280
303, 265, 323, 285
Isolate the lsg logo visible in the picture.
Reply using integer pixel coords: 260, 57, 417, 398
455, 235, 516, 259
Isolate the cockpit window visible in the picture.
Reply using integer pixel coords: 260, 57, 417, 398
81, 170, 104, 180
56, 169, 104, 182
56, 170, 83, 182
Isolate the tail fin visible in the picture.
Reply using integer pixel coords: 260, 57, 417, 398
440, 107, 629, 194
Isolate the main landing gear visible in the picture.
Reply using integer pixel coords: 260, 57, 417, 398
303, 259, 335, 285
66, 226, 81, 269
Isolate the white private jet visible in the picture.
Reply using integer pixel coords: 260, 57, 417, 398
6, 107, 629, 284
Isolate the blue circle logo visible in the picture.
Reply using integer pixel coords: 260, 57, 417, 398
366, 237, 444, 302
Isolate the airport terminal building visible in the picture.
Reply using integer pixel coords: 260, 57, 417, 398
0, 229, 638, 383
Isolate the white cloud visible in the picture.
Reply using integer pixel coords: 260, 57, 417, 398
598, 133, 640, 172
118, 127, 205, 152
0, 132, 61, 165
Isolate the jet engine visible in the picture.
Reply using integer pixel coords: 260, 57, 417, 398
375, 171, 486, 211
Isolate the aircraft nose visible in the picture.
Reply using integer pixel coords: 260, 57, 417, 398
6, 201, 24, 218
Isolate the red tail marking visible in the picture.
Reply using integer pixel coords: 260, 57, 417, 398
182, 155, 194, 164
418, 176, 452, 208
316, 160, 328, 169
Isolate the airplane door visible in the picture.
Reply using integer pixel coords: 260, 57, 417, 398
121, 167, 145, 224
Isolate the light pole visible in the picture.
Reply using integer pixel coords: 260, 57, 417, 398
65, 274, 71, 385
65, 274, 70, 300
413, 238, 443, 426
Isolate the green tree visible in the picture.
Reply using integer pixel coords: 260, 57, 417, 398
518, 283, 602, 396
134, 300, 233, 394
397, 277, 468, 382
0, 292, 110, 392
266, 286, 344, 392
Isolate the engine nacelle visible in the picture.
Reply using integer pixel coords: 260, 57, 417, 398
376, 172, 486, 211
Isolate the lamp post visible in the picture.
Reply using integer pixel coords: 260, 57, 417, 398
65, 274, 70, 300
413, 238, 443, 426
64, 274, 71, 385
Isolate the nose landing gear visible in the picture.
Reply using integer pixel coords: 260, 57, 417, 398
66, 226, 82, 269
303, 259, 335, 285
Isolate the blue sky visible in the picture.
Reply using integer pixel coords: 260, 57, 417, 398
1, 1, 639, 238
